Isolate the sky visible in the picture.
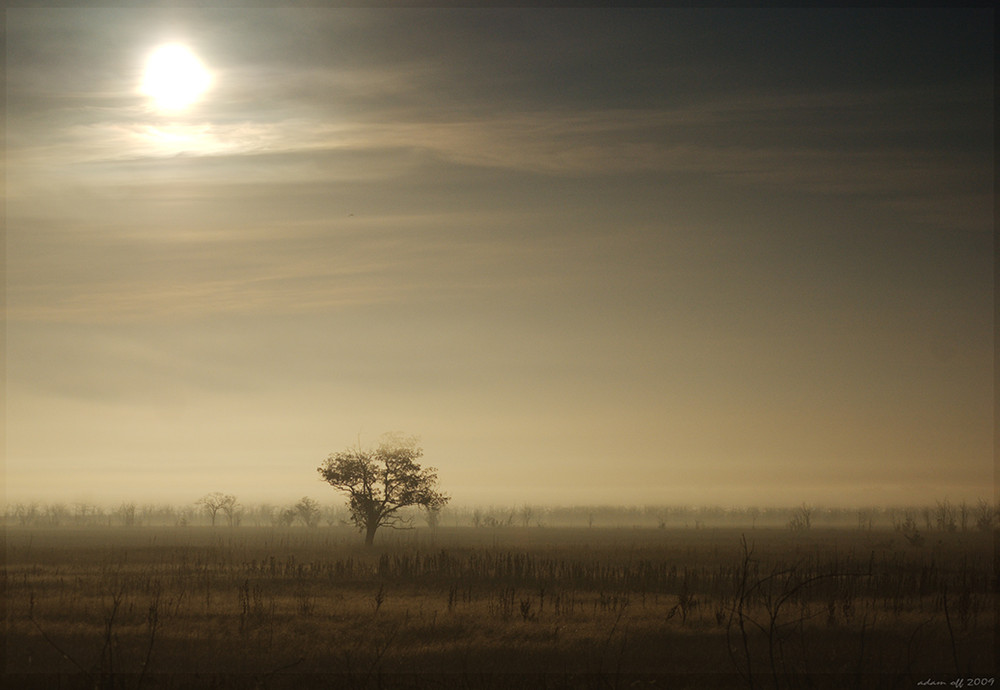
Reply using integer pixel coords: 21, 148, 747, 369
4, 7, 994, 509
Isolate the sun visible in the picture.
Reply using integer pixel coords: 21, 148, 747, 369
141, 44, 212, 111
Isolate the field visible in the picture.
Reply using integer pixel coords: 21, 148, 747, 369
3, 524, 996, 689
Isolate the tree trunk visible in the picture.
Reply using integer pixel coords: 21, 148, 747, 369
364, 522, 378, 546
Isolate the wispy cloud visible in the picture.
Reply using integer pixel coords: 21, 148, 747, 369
12, 82, 987, 211
8, 80, 989, 325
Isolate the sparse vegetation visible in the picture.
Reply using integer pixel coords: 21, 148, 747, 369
2, 498, 995, 688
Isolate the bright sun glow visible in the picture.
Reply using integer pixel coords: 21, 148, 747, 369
141, 44, 212, 111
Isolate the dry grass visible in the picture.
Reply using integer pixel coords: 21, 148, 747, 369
2, 525, 995, 689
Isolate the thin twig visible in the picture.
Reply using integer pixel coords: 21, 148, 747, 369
28, 615, 92, 679
941, 584, 961, 675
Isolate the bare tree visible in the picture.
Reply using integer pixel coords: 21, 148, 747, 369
519, 504, 534, 528
975, 499, 996, 532
934, 500, 957, 532
117, 502, 136, 528
788, 503, 812, 531
921, 506, 932, 531
423, 505, 442, 530
856, 507, 874, 531
196, 492, 237, 527
250, 503, 275, 527
317, 433, 449, 546
73, 502, 97, 526
294, 497, 322, 528
220, 495, 241, 527
274, 507, 296, 527
14, 502, 39, 527
44, 503, 70, 527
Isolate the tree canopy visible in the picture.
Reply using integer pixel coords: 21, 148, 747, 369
317, 434, 448, 545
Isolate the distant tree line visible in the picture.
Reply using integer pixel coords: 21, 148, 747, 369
193, 494, 339, 528
3, 498, 998, 532
0, 496, 345, 528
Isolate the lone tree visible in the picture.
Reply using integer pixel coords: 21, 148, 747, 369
318, 433, 449, 545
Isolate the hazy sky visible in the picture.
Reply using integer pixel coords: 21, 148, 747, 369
5, 8, 994, 508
